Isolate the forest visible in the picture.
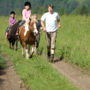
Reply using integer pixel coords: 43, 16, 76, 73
0, 0, 90, 16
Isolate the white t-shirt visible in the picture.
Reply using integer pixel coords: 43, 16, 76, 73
41, 12, 60, 32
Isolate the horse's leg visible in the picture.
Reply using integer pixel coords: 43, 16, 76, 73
35, 42, 38, 54
24, 44, 29, 59
31, 46, 34, 54
31, 45, 37, 57
22, 46, 24, 56
9, 39, 11, 49
12, 44, 14, 49
33, 44, 37, 54
34, 46, 37, 54
12, 40, 15, 50
9, 42, 11, 49
30, 46, 34, 58
20, 41, 24, 56
28, 45, 30, 56
25, 48, 29, 59
16, 39, 18, 51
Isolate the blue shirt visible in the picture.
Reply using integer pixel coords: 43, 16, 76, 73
37, 20, 42, 31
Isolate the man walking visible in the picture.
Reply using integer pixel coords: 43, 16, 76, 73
41, 4, 61, 62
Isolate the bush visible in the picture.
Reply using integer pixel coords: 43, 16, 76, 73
59, 8, 68, 16
72, 5, 88, 15
80, 5, 88, 15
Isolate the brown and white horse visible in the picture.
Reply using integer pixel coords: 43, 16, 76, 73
18, 17, 38, 59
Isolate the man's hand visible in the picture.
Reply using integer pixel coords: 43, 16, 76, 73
41, 20, 46, 32
57, 19, 61, 28
58, 24, 61, 28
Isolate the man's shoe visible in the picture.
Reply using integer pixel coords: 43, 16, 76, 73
50, 54, 54, 63
47, 51, 50, 59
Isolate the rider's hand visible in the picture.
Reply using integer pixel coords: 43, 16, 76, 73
42, 27, 46, 32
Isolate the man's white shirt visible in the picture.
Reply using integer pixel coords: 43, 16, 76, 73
41, 12, 60, 32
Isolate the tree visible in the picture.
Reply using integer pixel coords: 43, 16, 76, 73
59, 8, 67, 15
79, 5, 88, 15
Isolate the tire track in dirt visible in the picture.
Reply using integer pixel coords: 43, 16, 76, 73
52, 60, 90, 90
0, 53, 27, 90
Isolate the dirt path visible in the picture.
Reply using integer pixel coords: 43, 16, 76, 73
0, 53, 90, 90
0, 54, 26, 90
52, 60, 90, 90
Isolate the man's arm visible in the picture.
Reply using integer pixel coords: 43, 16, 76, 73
41, 20, 46, 31
57, 19, 61, 28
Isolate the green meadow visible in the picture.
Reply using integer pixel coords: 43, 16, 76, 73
39, 15, 90, 70
56, 15, 90, 69
0, 55, 6, 69
0, 15, 90, 89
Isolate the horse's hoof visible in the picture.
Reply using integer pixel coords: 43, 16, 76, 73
12, 48, 14, 50
22, 54, 24, 57
26, 57, 29, 60
16, 48, 18, 51
49, 58, 54, 63
26, 55, 30, 60
29, 55, 32, 58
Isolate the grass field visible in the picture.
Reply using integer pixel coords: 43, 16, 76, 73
0, 44, 6, 69
0, 15, 90, 89
39, 15, 90, 70
0, 55, 6, 69
56, 15, 90, 70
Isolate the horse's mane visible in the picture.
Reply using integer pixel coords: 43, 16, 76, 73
30, 15, 38, 23
10, 20, 21, 35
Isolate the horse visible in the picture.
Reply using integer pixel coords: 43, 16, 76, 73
7, 21, 21, 50
18, 17, 38, 59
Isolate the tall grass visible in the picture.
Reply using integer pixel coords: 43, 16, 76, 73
56, 15, 90, 69
0, 16, 79, 90
0, 55, 6, 69
0, 42, 6, 69
38, 15, 90, 70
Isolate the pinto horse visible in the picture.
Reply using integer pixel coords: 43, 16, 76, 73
7, 21, 21, 50
18, 17, 38, 59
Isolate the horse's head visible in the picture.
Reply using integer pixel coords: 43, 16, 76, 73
29, 16, 38, 35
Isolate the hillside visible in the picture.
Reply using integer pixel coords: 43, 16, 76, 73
0, 0, 90, 15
